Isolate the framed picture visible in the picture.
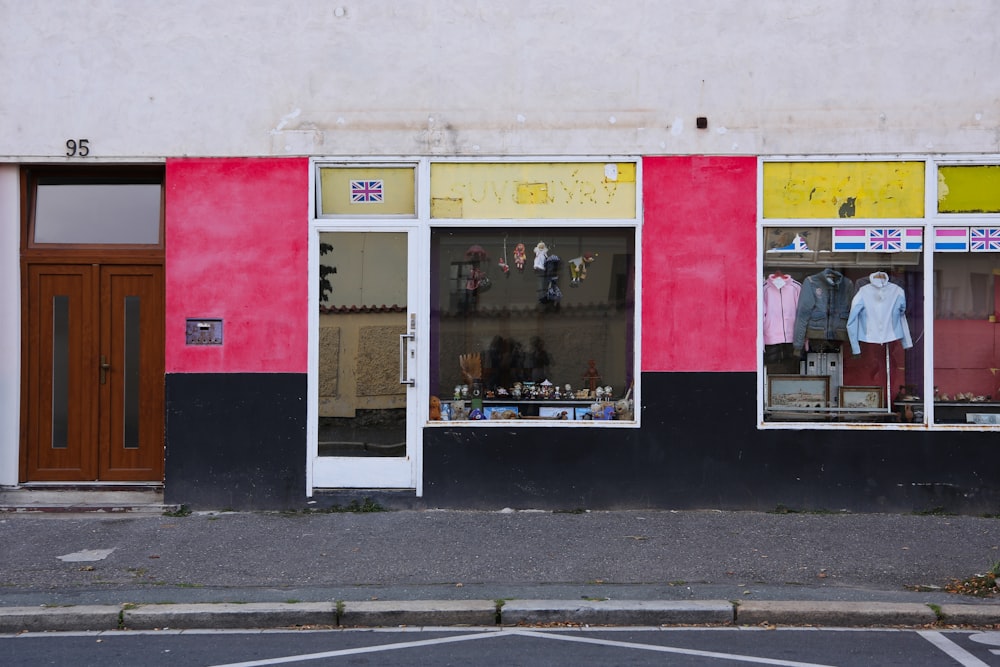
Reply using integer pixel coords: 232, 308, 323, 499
538, 406, 573, 420
484, 405, 518, 419
838, 386, 884, 409
768, 374, 830, 408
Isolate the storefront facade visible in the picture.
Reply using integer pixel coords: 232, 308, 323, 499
2, 2, 999, 512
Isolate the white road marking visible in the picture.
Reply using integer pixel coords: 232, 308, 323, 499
207, 628, 836, 667
206, 631, 500, 667
918, 630, 992, 667
512, 629, 836, 667
969, 632, 1000, 647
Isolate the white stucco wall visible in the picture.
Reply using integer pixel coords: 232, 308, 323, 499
1, 0, 998, 160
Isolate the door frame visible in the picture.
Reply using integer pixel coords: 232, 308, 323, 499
306, 223, 425, 494
18, 165, 166, 484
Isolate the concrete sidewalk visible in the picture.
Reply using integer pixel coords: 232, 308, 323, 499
0, 506, 998, 631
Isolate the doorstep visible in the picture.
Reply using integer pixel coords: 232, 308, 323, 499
0, 485, 173, 514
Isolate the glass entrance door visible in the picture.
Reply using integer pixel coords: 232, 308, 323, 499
310, 230, 418, 489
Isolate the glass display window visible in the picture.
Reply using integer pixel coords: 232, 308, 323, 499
932, 239, 1000, 424
761, 225, 924, 424
429, 226, 635, 423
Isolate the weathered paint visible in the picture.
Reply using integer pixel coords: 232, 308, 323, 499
641, 156, 757, 372
429, 162, 636, 218
938, 165, 1000, 213
165, 158, 309, 374
165, 373, 306, 510
319, 166, 416, 216
421, 371, 1000, 513
763, 162, 925, 219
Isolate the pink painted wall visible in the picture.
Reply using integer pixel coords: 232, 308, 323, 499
641, 156, 757, 372
165, 158, 309, 373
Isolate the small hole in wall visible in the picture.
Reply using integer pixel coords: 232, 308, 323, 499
696, 117, 708, 130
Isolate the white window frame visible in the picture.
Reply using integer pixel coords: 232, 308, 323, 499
757, 154, 1000, 431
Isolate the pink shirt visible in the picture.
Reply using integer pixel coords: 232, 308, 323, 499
763, 275, 801, 345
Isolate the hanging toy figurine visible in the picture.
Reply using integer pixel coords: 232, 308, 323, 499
533, 241, 549, 272
513, 243, 526, 271
568, 252, 597, 286
498, 238, 510, 276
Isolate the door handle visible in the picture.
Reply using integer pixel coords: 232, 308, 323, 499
399, 333, 415, 386
99, 355, 111, 385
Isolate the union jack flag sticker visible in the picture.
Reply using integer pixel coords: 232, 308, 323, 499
867, 228, 902, 252
970, 227, 1000, 252
350, 180, 384, 203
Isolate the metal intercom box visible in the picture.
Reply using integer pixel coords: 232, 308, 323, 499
185, 319, 223, 345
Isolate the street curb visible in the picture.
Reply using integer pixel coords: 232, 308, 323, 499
123, 602, 336, 630
1, 600, 998, 632
340, 600, 496, 627
735, 601, 939, 627
501, 599, 733, 626
0, 605, 121, 633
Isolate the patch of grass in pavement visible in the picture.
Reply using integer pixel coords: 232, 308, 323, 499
163, 504, 192, 517
912, 506, 958, 516
768, 504, 848, 515
299, 498, 388, 514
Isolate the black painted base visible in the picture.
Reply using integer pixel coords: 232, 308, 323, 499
160, 371, 1000, 514
421, 372, 1000, 514
164, 373, 306, 510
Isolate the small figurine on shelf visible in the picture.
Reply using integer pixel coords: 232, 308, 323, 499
582, 359, 602, 396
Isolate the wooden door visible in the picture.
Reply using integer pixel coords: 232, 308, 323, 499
24, 264, 164, 481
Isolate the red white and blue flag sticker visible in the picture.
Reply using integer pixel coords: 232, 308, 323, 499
832, 227, 921, 252
350, 180, 384, 203
867, 228, 902, 251
971, 227, 1000, 252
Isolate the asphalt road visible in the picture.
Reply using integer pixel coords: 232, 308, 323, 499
4, 627, 1000, 667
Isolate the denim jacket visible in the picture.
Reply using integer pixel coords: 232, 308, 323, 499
793, 269, 855, 354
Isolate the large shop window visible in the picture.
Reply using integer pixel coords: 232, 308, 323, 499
932, 164, 1000, 425
430, 227, 635, 422
761, 226, 923, 423
761, 159, 1000, 428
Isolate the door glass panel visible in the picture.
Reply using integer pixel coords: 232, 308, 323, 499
51, 295, 69, 449
123, 295, 141, 448
318, 232, 408, 457
34, 184, 161, 244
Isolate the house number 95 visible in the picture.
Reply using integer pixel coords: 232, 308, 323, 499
65, 139, 90, 157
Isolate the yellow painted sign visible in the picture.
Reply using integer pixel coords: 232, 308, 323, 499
938, 165, 1000, 213
430, 162, 636, 219
319, 167, 415, 216
763, 161, 924, 219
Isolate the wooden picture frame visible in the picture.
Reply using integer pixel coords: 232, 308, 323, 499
767, 374, 831, 408
538, 406, 573, 420
838, 386, 884, 409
